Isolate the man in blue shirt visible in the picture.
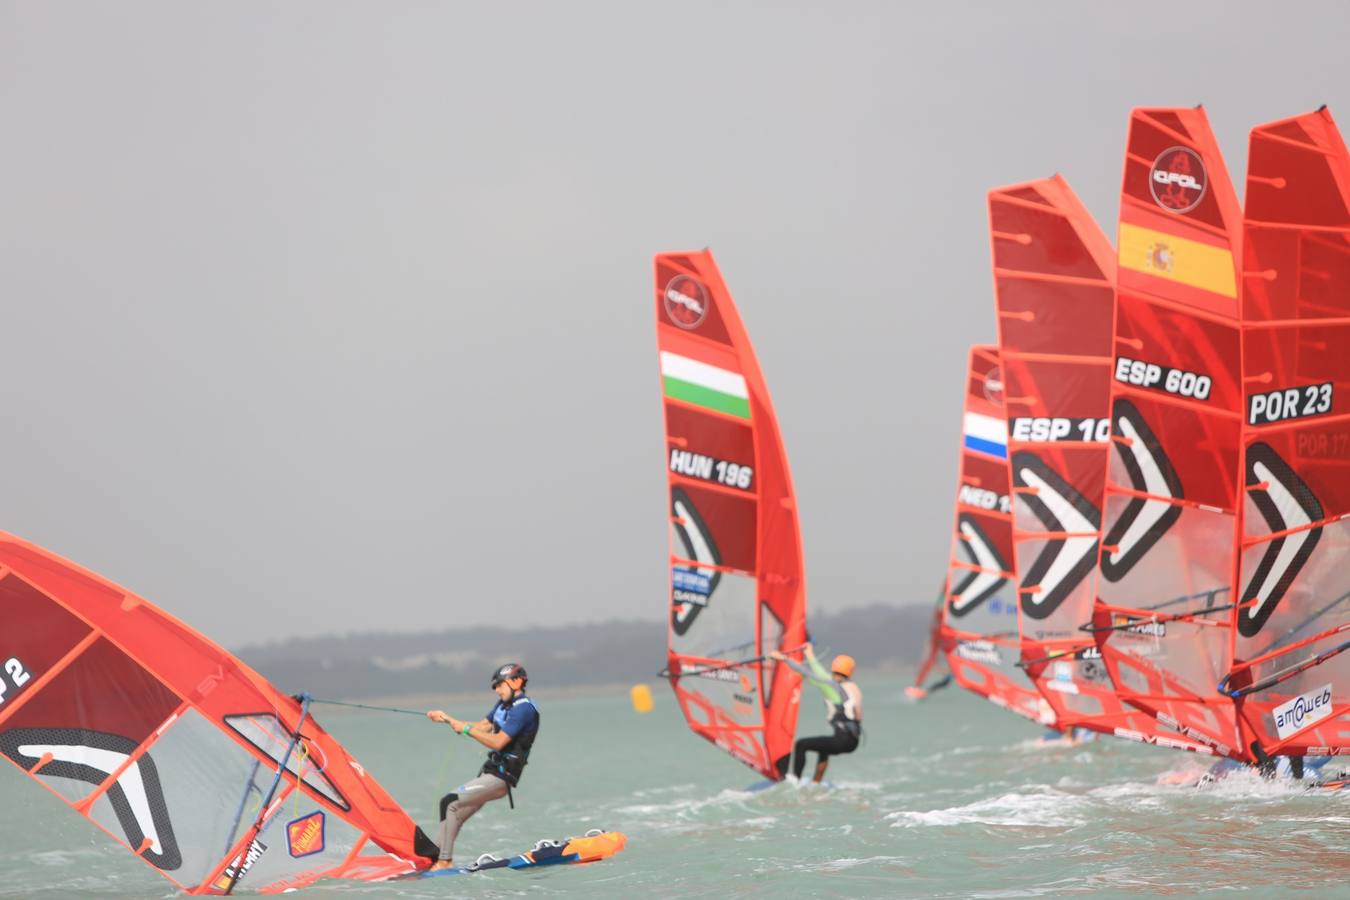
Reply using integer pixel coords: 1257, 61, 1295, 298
425, 663, 540, 870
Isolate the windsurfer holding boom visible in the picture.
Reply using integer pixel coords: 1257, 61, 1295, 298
769, 643, 862, 782
425, 663, 539, 871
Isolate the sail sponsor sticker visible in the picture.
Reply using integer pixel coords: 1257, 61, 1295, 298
1273, 684, 1333, 739
1115, 617, 1166, 638
1046, 660, 1079, 694
683, 663, 744, 683
955, 640, 1002, 665
1149, 146, 1207, 213
733, 673, 758, 708
286, 811, 326, 858
663, 275, 709, 330
1155, 712, 1233, 758
213, 840, 267, 891
671, 566, 712, 607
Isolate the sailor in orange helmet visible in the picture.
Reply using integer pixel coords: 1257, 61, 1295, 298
768, 642, 862, 782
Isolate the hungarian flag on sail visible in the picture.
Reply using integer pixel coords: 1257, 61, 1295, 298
660, 351, 752, 420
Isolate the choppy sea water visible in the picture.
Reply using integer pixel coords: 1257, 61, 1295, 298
2, 675, 1347, 898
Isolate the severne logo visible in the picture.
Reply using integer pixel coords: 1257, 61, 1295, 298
1272, 683, 1334, 740
1239, 443, 1323, 637
948, 513, 1008, 618
1100, 399, 1184, 583
670, 487, 721, 635
1011, 452, 1101, 621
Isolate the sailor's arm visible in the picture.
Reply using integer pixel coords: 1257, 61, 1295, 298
427, 710, 512, 750
768, 645, 842, 702
797, 644, 836, 682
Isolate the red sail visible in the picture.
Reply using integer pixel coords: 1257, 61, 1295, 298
0, 533, 432, 895
655, 250, 806, 780
1090, 107, 1247, 761
1092, 107, 1246, 759
941, 345, 1053, 726
1229, 107, 1350, 758
989, 176, 1209, 753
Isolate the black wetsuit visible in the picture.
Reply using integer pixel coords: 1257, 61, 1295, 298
773, 656, 862, 779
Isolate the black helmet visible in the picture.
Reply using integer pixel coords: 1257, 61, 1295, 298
491, 663, 527, 689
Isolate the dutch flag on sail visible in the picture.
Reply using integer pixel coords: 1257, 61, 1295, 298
963, 412, 1007, 459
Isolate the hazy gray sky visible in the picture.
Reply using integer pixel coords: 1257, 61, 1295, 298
3, 2, 1349, 646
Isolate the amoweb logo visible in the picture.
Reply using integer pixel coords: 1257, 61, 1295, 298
1272, 684, 1334, 740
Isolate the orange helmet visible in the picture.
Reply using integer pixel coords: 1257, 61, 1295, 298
831, 654, 856, 678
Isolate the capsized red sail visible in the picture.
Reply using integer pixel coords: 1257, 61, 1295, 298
1227, 106, 1350, 759
989, 175, 1209, 753
0, 533, 435, 894
1091, 107, 1246, 759
654, 250, 807, 780
941, 345, 1053, 726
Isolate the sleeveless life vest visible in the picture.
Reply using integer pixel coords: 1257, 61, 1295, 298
481, 694, 539, 787
825, 680, 861, 737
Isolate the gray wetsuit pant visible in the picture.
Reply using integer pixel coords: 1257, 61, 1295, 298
437, 772, 510, 861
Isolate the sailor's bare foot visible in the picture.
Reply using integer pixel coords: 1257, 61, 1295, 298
429, 860, 454, 871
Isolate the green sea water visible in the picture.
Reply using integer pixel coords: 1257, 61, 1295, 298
2, 676, 1347, 898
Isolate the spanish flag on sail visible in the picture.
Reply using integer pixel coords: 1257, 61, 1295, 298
1117, 216, 1237, 301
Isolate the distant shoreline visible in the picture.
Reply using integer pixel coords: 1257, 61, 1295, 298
237, 604, 933, 704
315, 681, 638, 712
312, 661, 914, 712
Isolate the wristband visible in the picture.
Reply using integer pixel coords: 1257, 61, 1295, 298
461, 724, 472, 736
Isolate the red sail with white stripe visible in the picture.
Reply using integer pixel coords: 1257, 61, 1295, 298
1091, 107, 1246, 759
654, 250, 807, 780
941, 345, 1053, 726
1227, 107, 1350, 759
0, 533, 436, 894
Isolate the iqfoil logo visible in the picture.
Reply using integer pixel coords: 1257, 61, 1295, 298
1149, 146, 1207, 213
664, 275, 709, 329
1272, 684, 1333, 740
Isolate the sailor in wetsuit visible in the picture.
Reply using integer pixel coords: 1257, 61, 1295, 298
769, 643, 862, 782
425, 663, 539, 870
